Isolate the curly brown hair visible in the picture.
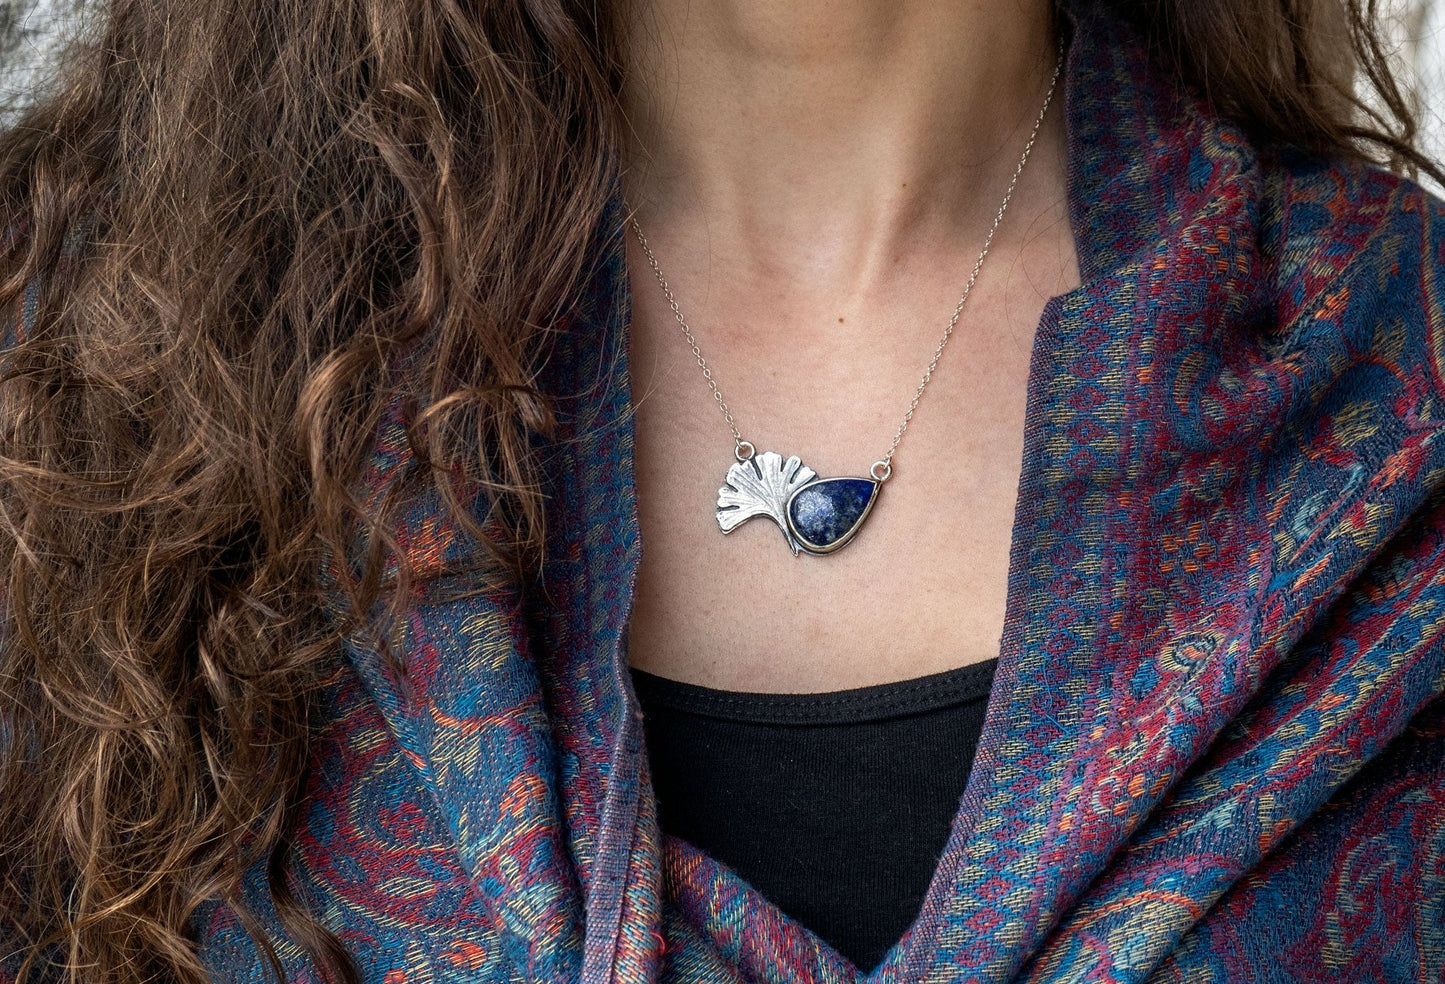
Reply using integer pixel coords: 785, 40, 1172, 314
0, 0, 1438, 982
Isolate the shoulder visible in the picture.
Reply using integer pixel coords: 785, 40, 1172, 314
1254, 145, 1445, 364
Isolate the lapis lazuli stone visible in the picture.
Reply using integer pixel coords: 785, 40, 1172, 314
786, 477, 879, 553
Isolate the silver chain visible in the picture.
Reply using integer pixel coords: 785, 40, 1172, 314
628, 40, 1063, 484
629, 220, 750, 455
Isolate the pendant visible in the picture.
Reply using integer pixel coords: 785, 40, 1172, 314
715, 445, 884, 556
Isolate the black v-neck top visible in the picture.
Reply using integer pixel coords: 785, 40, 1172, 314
630, 658, 999, 973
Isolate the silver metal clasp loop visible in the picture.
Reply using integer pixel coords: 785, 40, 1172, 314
735, 440, 756, 462
870, 460, 892, 482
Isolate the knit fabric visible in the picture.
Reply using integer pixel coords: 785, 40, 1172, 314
6, 0, 1445, 979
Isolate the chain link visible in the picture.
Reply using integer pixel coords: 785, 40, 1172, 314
628, 219, 749, 454
628, 39, 1064, 480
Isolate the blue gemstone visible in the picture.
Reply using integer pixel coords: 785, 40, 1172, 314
786, 478, 879, 552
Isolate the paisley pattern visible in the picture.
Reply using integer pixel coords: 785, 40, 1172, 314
5, 0, 1445, 980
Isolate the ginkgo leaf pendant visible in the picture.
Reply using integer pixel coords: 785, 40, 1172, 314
716, 449, 881, 556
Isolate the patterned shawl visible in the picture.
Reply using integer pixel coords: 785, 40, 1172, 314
8, 0, 1443, 980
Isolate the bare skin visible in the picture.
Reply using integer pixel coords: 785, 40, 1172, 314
618, 0, 1082, 692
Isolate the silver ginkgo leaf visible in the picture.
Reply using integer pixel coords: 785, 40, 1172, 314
716, 450, 817, 554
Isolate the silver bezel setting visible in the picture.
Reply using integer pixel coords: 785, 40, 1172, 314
783, 477, 881, 555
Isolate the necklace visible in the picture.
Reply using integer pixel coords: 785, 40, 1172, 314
628, 43, 1063, 557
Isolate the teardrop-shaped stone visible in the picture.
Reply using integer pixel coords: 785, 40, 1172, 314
785, 477, 880, 554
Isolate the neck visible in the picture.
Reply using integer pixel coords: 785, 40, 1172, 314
618, 0, 1062, 278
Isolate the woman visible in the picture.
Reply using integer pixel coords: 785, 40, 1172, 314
1, 0, 1443, 979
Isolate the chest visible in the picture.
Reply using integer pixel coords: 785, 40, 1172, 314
623, 235, 1080, 692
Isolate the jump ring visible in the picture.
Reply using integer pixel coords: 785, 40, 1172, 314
870, 460, 892, 482
735, 440, 756, 461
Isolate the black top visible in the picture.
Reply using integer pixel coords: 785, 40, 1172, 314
630, 658, 999, 973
